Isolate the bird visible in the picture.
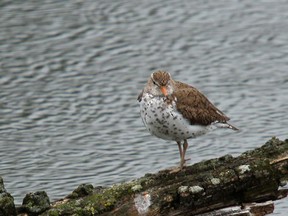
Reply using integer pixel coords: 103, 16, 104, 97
137, 70, 238, 169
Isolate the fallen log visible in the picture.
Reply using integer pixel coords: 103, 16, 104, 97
16, 137, 288, 215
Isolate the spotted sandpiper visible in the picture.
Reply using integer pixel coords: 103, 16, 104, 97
138, 70, 238, 169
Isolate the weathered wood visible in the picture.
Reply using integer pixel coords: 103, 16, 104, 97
37, 137, 288, 216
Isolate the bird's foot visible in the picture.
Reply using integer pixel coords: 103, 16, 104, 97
180, 158, 190, 169
169, 166, 182, 173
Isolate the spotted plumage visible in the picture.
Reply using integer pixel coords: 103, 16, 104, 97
138, 70, 238, 169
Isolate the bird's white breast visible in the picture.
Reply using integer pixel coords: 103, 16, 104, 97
139, 93, 209, 141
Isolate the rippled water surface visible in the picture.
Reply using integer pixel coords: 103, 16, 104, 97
1, 0, 288, 214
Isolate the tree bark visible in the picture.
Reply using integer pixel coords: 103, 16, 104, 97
39, 137, 288, 216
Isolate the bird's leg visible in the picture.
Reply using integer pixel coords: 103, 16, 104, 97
182, 139, 190, 167
167, 141, 184, 173
177, 142, 186, 170
177, 141, 183, 161
177, 142, 188, 170
176, 141, 190, 169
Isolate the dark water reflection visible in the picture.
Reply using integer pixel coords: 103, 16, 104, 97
0, 0, 288, 214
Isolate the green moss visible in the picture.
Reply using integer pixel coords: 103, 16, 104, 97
191, 154, 234, 174
41, 209, 59, 216
49, 179, 149, 215
22, 191, 50, 215
77, 184, 134, 214
242, 137, 288, 158
67, 184, 94, 199
0, 193, 16, 216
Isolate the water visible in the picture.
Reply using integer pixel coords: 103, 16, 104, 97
0, 0, 287, 214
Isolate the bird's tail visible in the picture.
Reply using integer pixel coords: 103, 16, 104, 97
213, 122, 239, 131
226, 122, 239, 131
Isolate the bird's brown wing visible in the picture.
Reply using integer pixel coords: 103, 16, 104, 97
173, 81, 230, 126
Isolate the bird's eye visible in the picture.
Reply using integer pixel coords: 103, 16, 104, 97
152, 80, 157, 85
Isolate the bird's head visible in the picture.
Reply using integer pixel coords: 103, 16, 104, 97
147, 70, 174, 97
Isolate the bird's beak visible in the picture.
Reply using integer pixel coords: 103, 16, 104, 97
160, 86, 168, 96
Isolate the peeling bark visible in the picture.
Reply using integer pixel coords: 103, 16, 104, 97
38, 137, 288, 216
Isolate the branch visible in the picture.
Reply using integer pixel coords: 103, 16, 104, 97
1, 137, 287, 216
